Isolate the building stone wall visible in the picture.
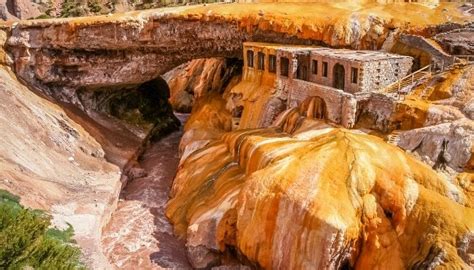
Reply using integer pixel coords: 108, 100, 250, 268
360, 58, 412, 92
307, 54, 363, 94
276, 50, 298, 79
283, 78, 357, 128
237, 42, 413, 130
243, 43, 279, 78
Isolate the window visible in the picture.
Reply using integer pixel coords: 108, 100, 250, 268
322, 62, 328, 77
269, 54, 277, 73
247, 50, 254, 68
297, 64, 308, 80
258, 52, 265, 70
311, 60, 318, 75
351, 67, 358, 84
280, 57, 289, 77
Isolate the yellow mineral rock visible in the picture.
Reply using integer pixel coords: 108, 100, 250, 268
167, 103, 474, 268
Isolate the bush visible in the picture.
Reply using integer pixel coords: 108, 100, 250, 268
60, 0, 88, 17
88, 0, 102, 13
0, 190, 86, 269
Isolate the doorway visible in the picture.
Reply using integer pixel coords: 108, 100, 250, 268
333, 63, 345, 90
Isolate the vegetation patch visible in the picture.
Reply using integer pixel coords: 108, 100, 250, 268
0, 189, 85, 269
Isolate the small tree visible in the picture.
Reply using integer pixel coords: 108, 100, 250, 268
0, 190, 85, 270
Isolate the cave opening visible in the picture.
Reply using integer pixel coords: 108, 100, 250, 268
77, 76, 180, 142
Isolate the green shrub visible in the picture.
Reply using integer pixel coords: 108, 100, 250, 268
0, 190, 86, 270
88, 0, 102, 13
60, 0, 88, 17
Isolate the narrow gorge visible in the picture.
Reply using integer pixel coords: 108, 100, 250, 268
0, 1, 473, 269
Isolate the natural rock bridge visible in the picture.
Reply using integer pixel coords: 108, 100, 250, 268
0, 3, 470, 92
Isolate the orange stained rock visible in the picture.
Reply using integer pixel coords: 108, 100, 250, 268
167, 110, 474, 268
390, 98, 430, 130
179, 2, 471, 50
408, 67, 466, 101
3, 2, 471, 50
166, 58, 232, 112
229, 59, 277, 129
179, 93, 232, 155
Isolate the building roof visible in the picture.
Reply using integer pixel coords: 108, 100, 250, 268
243, 42, 411, 62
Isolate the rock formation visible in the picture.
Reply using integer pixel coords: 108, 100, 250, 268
0, 0, 42, 20
397, 119, 473, 172
167, 97, 474, 269
435, 26, 474, 56
3, 2, 470, 95
0, 65, 121, 268
0, 2, 472, 269
164, 58, 241, 113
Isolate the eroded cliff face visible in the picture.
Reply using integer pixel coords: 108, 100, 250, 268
0, 65, 122, 268
164, 58, 241, 113
2, 2, 470, 96
0, 2, 472, 269
1, 17, 180, 269
167, 96, 474, 269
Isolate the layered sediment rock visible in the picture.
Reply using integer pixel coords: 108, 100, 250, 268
167, 97, 474, 269
1, 23, 180, 270
2, 2, 470, 95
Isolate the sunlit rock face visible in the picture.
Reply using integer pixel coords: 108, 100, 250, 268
3, 2, 469, 93
0, 65, 122, 268
167, 96, 474, 269
164, 58, 241, 113
397, 119, 474, 172
0, 0, 41, 20
179, 93, 233, 160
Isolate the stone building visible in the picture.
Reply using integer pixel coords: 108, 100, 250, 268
269, 44, 413, 94
232, 42, 413, 129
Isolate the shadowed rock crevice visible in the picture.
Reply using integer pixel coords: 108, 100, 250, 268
77, 77, 180, 141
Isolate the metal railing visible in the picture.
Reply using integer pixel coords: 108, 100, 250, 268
382, 64, 432, 94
